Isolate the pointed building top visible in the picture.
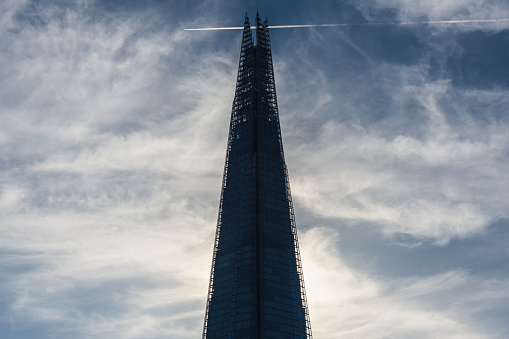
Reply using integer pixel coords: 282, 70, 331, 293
256, 11, 263, 28
202, 12, 312, 339
241, 13, 253, 49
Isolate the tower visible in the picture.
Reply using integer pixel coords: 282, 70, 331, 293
203, 13, 312, 338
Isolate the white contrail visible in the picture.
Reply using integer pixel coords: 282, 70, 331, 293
183, 18, 509, 31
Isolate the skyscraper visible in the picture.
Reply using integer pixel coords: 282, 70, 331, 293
203, 13, 312, 339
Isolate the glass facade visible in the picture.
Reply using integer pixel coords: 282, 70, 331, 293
203, 13, 312, 339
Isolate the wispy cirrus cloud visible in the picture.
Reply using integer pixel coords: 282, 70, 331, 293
358, 0, 509, 29
300, 227, 509, 338
0, 1, 237, 338
276, 20, 509, 244
271, 2, 509, 336
1, 0, 508, 338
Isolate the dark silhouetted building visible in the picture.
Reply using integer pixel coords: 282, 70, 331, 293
203, 13, 312, 339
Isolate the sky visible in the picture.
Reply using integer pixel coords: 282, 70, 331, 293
1, 0, 508, 338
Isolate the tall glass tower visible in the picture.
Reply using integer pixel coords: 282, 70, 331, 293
203, 13, 312, 339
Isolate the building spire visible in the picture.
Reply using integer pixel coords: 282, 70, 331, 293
256, 11, 262, 30
203, 13, 312, 339
241, 13, 253, 49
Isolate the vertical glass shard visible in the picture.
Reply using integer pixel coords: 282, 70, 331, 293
203, 13, 312, 339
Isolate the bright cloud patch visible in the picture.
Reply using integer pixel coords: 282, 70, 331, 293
300, 227, 509, 338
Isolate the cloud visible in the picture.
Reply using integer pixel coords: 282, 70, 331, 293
275, 28, 509, 244
1, 1, 508, 338
288, 112, 508, 243
300, 227, 509, 338
360, 0, 509, 31
0, 1, 239, 337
